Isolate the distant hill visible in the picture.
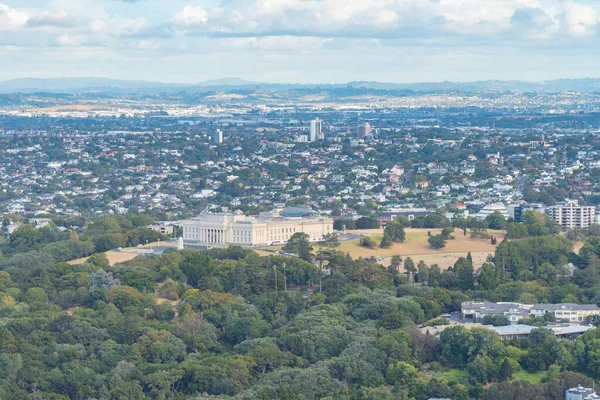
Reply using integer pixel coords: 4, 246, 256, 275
1, 77, 600, 94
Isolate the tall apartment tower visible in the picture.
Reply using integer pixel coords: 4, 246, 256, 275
310, 118, 323, 142
358, 123, 371, 139
212, 129, 223, 144
547, 200, 596, 230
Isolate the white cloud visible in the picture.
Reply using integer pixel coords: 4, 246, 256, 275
172, 5, 208, 26
137, 39, 160, 50
0, 3, 29, 31
3, 0, 600, 83
90, 16, 147, 36
220, 36, 332, 51
26, 11, 76, 28
169, 0, 559, 38
563, 1, 599, 38
56, 33, 87, 46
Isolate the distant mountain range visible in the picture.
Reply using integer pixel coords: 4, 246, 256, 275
2, 77, 600, 94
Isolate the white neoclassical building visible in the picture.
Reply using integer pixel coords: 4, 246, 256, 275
182, 210, 333, 249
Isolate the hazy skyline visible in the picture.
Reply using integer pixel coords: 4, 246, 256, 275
2, 0, 600, 84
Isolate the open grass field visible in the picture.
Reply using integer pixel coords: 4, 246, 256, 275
423, 367, 545, 385
511, 370, 545, 385
334, 228, 503, 270
263, 228, 504, 270
68, 241, 177, 266
338, 228, 503, 256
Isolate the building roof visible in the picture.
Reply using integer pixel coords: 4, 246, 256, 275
491, 325, 536, 336
279, 207, 318, 218
475, 203, 510, 220
532, 303, 600, 311
462, 301, 522, 314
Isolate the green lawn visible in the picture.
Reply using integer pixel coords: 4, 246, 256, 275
434, 369, 470, 381
511, 370, 545, 384
422, 368, 544, 385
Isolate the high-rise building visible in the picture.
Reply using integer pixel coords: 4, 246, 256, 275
310, 118, 323, 142
212, 129, 223, 144
547, 200, 596, 230
358, 123, 371, 138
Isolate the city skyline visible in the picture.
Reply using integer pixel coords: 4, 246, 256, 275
2, 0, 600, 83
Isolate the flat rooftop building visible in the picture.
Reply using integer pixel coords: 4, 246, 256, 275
462, 301, 600, 324
566, 386, 599, 400
548, 200, 596, 230
182, 209, 333, 249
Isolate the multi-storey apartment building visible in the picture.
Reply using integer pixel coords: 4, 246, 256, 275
547, 200, 596, 230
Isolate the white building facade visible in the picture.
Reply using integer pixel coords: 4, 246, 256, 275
310, 118, 323, 142
547, 200, 596, 230
182, 211, 333, 248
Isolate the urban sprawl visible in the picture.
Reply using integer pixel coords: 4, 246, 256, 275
4, 88, 600, 399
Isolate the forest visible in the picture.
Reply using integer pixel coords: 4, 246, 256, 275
2, 213, 600, 399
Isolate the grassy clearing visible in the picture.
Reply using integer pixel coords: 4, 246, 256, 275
68, 241, 177, 266
511, 371, 545, 384
432, 368, 470, 381
335, 228, 504, 269
338, 228, 503, 256
261, 228, 504, 269
420, 368, 545, 386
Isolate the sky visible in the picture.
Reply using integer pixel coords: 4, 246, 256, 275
1, 0, 600, 84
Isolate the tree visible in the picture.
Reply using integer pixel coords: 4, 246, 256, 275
145, 369, 184, 400
482, 315, 508, 326
356, 217, 379, 230
453, 257, 475, 291
24, 287, 48, 305
542, 364, 561, 383
176, 313, 219, 353
88, 252, 110, 269
320, 233, 340, 248
386, 361, 417, 385
283, 233, 313, 261
441, 226, 455, 240
428, 234, 447, 250
88, 269, 120, 292
468, 353, 495, 384
499, 358, 513, 381
417, 261, 429, 284
179, 251, 217, 288
380, 234, 392, 249
404, 257, 416, 275
486, 212, 507, 230
384, 222, 406, 242
0, 329, 18, 354
390, 255, 402, 272
359, 236, 375, 249
394, 216, 411, 228
523, 328, 558, 372
478, 262, 501, 291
